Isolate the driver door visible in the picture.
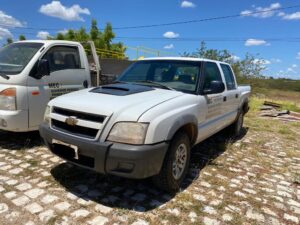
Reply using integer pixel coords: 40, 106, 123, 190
27, 45, 87, 129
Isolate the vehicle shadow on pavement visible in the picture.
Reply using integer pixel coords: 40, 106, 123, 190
0, 131, 43, 150
51, 127, 248, 212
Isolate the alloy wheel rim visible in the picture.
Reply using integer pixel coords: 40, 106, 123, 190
172, 143, 187, 180
237, 113, 243, 132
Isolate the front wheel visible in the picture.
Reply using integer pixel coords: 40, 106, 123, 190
152, 132, 191, 192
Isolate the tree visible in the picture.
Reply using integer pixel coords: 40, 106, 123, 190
103, 23, 115, 49
6, 38, 13, 44
182, 42, 265, 78
19, 35, 26, 41
51, 20, 125, 59
90, 19, 99, 41
66, 29, 75, 40
56, 33, 65, 40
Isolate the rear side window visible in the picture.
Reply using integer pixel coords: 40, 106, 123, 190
203, 62, 222, 90
221, 64, 236, 90
43, 46, 81, 72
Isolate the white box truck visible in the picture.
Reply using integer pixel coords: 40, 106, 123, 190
0, 40, 99, 132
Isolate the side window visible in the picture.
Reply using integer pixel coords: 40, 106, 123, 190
43, 46, 81, 72
221, 64, 236, 90
203, 62, 222, 90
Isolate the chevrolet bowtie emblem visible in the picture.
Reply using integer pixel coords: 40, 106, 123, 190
65, 116, 78, 126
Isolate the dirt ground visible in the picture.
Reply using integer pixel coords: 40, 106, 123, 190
0, 100, 299, 225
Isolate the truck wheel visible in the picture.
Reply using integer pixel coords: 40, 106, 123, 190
231, 110, 244, 137
152, 132, 190, 192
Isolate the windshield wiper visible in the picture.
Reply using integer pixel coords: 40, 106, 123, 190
133, 80, 174, 90
0, 73, 9, 80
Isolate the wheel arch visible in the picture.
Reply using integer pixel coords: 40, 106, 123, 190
166, 114, 198, 146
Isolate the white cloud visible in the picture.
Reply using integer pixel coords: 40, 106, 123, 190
263, 59, 271, 65
163, 31, 179, 39
181, 1, 196, 8
0, 10, 23, 27
245, 39, 269, 46
241, 3, 281, 18
254, 59, 271, 65
292, 64, 298, 68
281, 12, 300, 20
230, 55, 240, 61
57, 29, 68, 34
287, 67, 296, 73
297, 52, 300, 60
163, 44, 174, 49
271, 58, 282, 63
0, 27, 12, 40
37, 31, 50, 40
39, 1, 90, 21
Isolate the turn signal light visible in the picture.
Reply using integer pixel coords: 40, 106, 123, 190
0, 88, 16, 97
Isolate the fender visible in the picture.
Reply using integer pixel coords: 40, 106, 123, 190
166, 114, 198, 141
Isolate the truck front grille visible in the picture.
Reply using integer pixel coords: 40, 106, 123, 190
50, 107, 107, 140
51, 119, 99, 139
53, 107, 105, 123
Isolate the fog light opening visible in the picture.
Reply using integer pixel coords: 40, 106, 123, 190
0, 119, 7, 127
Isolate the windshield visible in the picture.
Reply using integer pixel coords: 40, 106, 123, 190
0, 42, 43, 75
118, 60, 201, 93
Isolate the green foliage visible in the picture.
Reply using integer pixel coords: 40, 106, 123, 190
19, 35, 26, 41
237, 76, 300, 92
6, 38, 13, 44
51, 19, 125, 59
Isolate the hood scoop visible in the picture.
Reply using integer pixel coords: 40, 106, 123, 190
90, 83, 154, 96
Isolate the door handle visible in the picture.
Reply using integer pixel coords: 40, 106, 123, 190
235, 94, 239, 98
223, 96, 227, 102
83, 80, 88, 88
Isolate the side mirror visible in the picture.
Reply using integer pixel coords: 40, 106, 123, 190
202, 80, 225, 95
36, 59, 50, 79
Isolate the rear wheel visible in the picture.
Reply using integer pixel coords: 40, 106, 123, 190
230, 110, 244, 137
152, 132, 190, 192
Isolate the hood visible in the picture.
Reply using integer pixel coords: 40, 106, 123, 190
50, 84, 184, 121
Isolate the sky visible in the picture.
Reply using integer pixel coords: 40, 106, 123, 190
0, 0, 300, 79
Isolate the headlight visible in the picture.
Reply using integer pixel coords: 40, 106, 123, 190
0, 88, 16, 111
107, 122, 148, 145
44, 105, 51, 125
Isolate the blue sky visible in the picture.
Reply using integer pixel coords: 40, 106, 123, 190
0, 0, 300, 79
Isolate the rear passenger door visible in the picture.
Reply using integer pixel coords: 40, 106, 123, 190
220, 64, 239, 124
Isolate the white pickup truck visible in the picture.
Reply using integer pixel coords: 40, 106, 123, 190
0, 40, 95, 132
39, 57, 251, 191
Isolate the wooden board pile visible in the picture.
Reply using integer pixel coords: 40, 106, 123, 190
260, 101, 300, 122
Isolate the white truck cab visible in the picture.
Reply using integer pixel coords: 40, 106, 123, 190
40, 57, 251, 192
0, 40, 91, 132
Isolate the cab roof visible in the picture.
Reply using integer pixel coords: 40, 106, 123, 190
140, 57, 230, 65
14, 40, 81, 46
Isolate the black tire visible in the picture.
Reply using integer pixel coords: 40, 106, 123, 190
152, 131, 191, 192
229, 110, 244, 137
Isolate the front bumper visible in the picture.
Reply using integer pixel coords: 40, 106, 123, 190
39, 123, 168, 179
0, 109, 29, 132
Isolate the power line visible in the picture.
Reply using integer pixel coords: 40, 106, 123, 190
7, 31, 300, 43
113, 4, 300, 30
1, 4, 300, 31
115, 37, 300, 43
